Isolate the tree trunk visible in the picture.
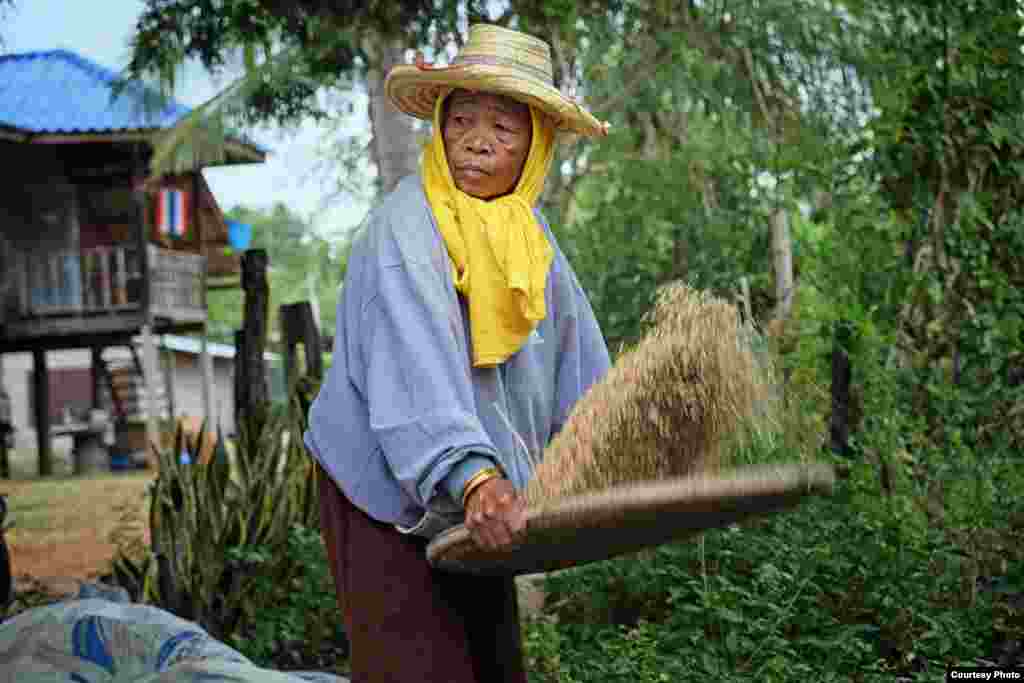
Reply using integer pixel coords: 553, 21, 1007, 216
365, 36, 422, 196
770, 207, 795, 324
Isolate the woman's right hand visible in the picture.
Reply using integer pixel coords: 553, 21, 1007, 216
464, 477, 527, 551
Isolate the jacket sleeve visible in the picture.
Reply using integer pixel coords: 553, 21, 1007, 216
357, 256, 501, 509
552, 250, 611, 436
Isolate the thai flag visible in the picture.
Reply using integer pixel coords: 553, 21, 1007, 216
156, 189, 189, 238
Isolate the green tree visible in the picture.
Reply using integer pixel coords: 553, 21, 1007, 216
542, 0, 869, 349
206, 204, 349, 346
126, 0, 473, 191
125, 1, 628, 192
847, 0, 1024, 473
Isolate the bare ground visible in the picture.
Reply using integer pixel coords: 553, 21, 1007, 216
2, 452, 153, 600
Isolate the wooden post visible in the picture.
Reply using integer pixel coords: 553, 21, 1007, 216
280, 305, 297, 389
233, 329, 245, 432
141, 325, 161, 459
162, 338, 177, 423
32, 348, 52, 477
236, 249, 268, 428
194, 173, 215, 427
200, 329, 215, 427
90, 346, 103, 410
280, 301, 323, 386
829, 319, 854, 458
134, 147, 158, 459
191, 172, 203, 259
134, 165, 151, 318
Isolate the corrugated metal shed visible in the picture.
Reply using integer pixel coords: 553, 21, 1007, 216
0, 49, 190, 134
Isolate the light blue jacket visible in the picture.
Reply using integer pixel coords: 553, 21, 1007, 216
304, 174, 610, 538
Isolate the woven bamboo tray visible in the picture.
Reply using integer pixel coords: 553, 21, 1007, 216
427, 462, 836, 576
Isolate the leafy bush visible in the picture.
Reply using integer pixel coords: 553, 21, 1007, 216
228, 523, 347, 670
523, 453, 1024, 682
111, 380, 342, 666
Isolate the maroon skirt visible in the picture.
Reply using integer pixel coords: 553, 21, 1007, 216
317, 465, 528, 683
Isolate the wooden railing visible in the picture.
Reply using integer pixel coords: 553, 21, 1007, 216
16, 246, 142, 316
147, 245, 206, 322
13, 245, 206, 323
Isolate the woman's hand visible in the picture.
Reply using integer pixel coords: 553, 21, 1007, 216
464, 477, 527, 551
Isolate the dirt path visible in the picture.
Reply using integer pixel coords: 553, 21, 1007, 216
2, 471, 154, 599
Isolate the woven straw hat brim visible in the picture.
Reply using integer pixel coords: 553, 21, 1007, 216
426, 463, 836, 576
386, 63, 607, 139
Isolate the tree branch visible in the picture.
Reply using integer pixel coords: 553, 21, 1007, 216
592, 43, 672, 118
742, 46, 777, 133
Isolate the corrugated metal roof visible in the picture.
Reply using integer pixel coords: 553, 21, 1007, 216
159, 334, 237, 359
156, 334, 280, 361
0, 49, 191, 134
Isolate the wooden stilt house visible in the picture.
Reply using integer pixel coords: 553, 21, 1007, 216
0, 49, 265, 475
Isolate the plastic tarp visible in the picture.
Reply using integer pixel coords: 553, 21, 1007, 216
0, 597, 349, 683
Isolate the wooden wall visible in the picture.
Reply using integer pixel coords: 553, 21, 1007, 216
0, 143, 82, 317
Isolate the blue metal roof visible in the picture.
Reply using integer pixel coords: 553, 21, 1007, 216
0, 49, 192, 134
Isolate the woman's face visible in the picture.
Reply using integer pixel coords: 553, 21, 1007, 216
442, 89, 533, 199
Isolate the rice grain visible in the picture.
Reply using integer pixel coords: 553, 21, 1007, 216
525, 283, 772, 505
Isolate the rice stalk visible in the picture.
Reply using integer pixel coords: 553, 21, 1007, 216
526, 282, 776, 505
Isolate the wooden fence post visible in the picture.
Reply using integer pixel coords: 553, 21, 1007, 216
235, 249, 269, 429
829, 319, 854, 458
141, 324, 161, 458
194, 173, 215, 429
200, 332, 215, 428
90, 347, 103, 412
32, 348, 52, 477
279, 301, 323, 387
162, 339, 176, 423
233, 329, 245, 433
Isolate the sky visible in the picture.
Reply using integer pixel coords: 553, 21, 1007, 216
4, 0, 370, 236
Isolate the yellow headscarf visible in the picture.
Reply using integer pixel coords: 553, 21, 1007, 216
422, 91, 556, 367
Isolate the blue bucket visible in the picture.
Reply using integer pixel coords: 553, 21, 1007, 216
109, 451, 132, 471
227, 220, 252, 251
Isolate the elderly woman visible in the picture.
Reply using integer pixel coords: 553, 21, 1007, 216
304, 24, 610, 683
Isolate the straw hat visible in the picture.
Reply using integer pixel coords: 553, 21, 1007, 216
386, 24, 609, 139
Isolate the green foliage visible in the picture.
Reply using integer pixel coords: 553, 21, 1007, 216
112, 386, 323, 649
558, 107, 769, 349
790, 0, 1024, 478
228, 524, 345, 669
524, 455, 1024, 682
543, 0, 869, 351
127, 0, 448, 126
121, 0, 1024, 675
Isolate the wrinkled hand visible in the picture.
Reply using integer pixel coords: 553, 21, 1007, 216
464, 477, 527, 551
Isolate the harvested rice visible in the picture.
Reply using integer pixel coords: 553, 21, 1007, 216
525, 282, 773, 505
